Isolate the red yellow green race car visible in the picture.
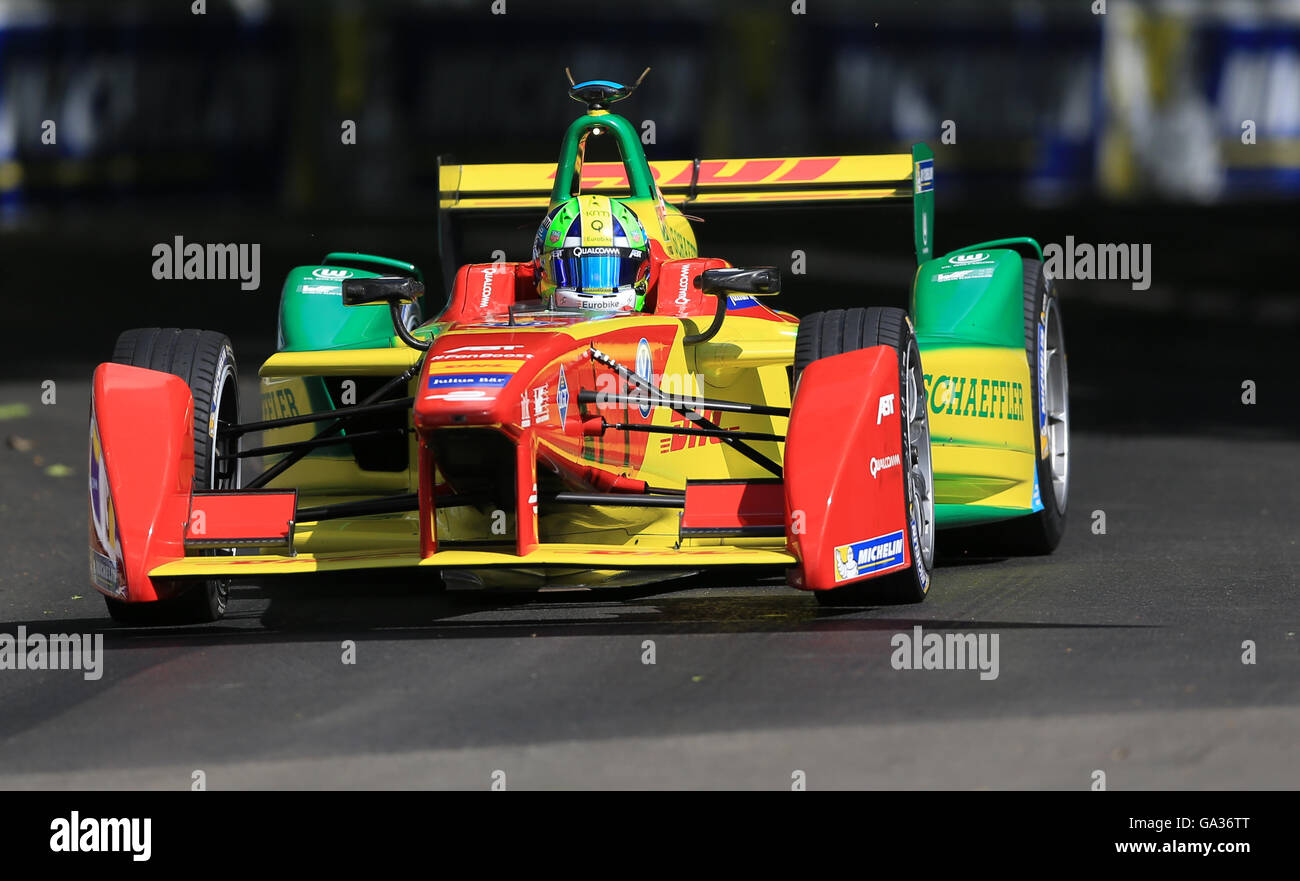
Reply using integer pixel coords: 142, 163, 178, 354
87, 71, 1069, 624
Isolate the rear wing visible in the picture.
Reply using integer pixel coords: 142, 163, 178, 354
435, 143, 934, 292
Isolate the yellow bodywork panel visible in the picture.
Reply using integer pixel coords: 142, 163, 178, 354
151, 543, 797, 578
921, 345, 1037, 509
439, 154, 915, 210
260, 347, 420, 377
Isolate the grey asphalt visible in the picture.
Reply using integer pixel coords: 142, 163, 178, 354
0, 377, 1296, 790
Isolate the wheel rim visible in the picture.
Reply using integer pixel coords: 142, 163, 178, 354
211, 365, 241, 490
207, 361, 240, 608
904, 339, 935, 570
1043, 299, 1069, 512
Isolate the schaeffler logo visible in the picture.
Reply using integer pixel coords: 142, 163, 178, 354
49, 812, 151, 861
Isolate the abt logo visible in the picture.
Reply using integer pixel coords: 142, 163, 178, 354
877, 393, 895, 425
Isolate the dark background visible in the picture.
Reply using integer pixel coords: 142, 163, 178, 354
2, 0, 1297, 440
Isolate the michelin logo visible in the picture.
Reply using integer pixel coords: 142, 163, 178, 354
833, 530, 906, 583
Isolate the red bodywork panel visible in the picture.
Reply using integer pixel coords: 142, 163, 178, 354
651, 257, 728, 318
441, 263, 535, 323
783, 346, 909, 591
414, 319, 681, 557
185, 491, 297, 549
90, 365, 303, 603
89, 363, 195, 602
681, 480, 785, 536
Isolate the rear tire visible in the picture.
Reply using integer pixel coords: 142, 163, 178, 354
794, 307, 935, 605
105, 328, 239, 624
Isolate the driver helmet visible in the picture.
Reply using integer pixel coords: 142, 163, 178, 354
533, 195, 651, 311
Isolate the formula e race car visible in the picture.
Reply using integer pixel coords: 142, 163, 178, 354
87, 71, 1069, 624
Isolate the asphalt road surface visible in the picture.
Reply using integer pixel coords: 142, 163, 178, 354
0, 375, 1296, 790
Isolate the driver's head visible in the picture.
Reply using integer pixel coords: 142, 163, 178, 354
533, 195, 650, 311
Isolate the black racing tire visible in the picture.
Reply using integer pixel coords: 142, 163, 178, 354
948, 260, 1069, 557
104, 328, 240, 625
794, 307, 935, 605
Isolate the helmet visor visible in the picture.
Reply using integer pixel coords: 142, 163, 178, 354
545, 246, 647, 293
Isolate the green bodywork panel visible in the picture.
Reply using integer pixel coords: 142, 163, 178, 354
911, 248, 1024, 349
278, 256, 426, 352
912, 243, 1045, 529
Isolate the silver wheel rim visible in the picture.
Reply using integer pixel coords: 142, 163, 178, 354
211, 362, 241, 491
904, 339, 935, 570
1043, 299, 1069, 512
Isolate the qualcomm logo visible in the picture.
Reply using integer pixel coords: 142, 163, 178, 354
676, 265, 691, 307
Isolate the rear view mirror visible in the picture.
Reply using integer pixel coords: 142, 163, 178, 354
341, 276, 430, 351
342, 276, 424, 307
697, 267, 780, 296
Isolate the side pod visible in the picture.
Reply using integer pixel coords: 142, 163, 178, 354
89, 363, 195, 602
784, 347, 911, 591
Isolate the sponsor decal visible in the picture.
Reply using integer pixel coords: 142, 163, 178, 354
947, 252, 992, 265
444, 345, 524, 354
914, 158, 934, 194
299, 284, 339, 294
425, 390, 490, 401
675, 264, 692, 308
311, 267, 353, 279
520, 393, 531, 429
923, 374, 1026, 421
934, 267, 995, 283
726, 295, 760, 310
658, 409, 739, 453
870, 453, 901, 478
1031, 465, 1044, 512
833, 530, 907, 583
426, 374, 511, 389
907, 500, 930, 592
634, 339, 653, 418
478, 267, 501, 309
87, 409, 126, 598
557, 366, 570, 426
1037, 310, 1049, 455
876, 393, 895, 425
532, 384, 550, 423
426, 353, 527, 366
260, 384, 301, 421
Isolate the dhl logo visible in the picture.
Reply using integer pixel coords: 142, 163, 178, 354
549, 158, 845, 191
658, 409, 739, 453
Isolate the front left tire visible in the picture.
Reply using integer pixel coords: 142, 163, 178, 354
104, 328, 240, 625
